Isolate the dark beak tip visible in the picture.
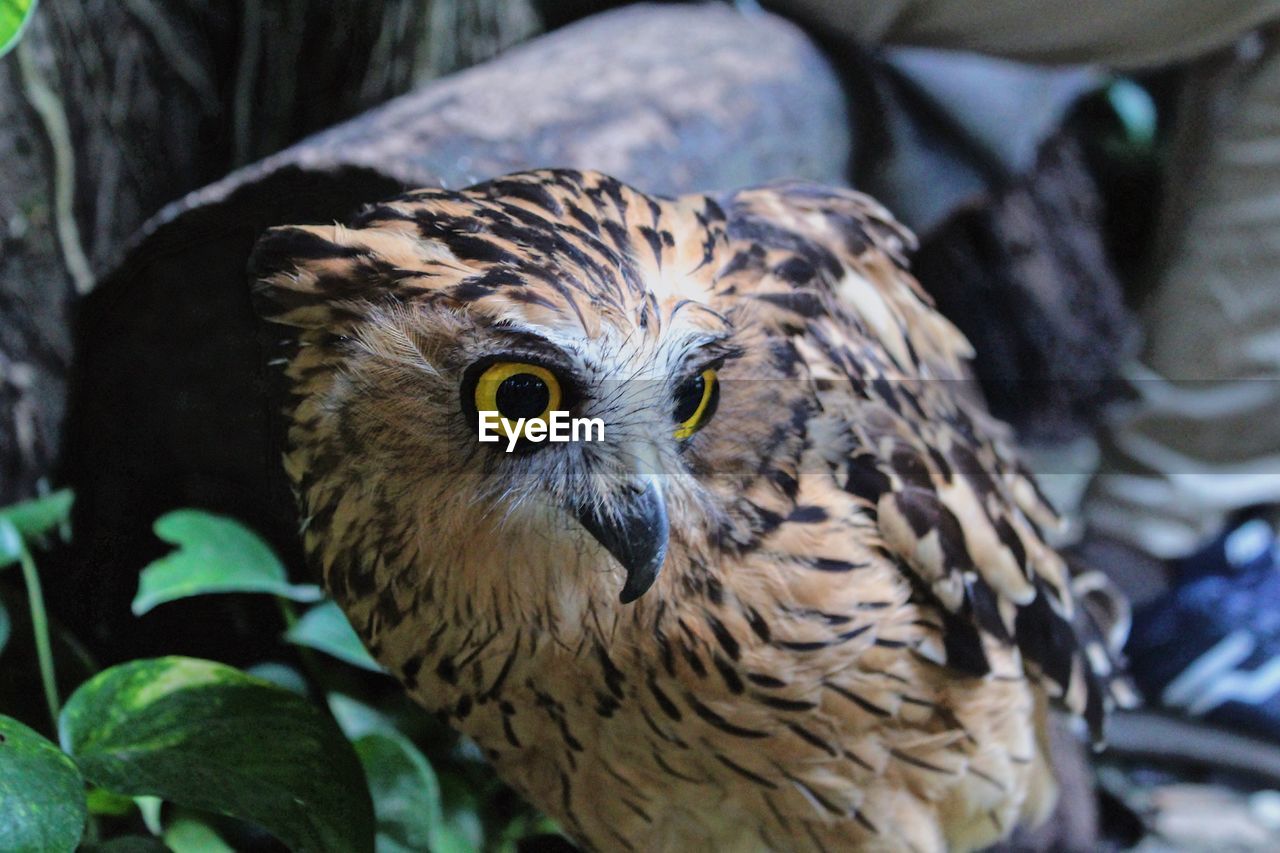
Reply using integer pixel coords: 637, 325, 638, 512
572, 479, 669, 605
617, 544, 668, 605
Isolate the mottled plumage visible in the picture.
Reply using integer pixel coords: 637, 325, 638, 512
251, 169, 1125, 852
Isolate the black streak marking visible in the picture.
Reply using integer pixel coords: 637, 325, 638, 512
825, 682, 891, 717
686, 694, 770, 739
746, 672, 787, 689
652, 749, 701, 783
648, 677, 682, 721
808, 557, 868, 572
756, 694, 817, 712
745, 607, 772, 643
785, 721, 839, 756
595, 642, 627, 699
706, 613, 741, 660
788, 505, 827, 523
714, 753, 778, 788
781, 768, 845, 816
713, 655, 745, 694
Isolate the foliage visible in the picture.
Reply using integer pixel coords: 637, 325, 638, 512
61, 657, 374, 852
132, 510, 322, 615
0, 496, 552, 851
286, 600, 383, 672
0, 488, 71, 550
0, 0, 35, 59
0, 714, 87, 852
1105, 77, 1158, 152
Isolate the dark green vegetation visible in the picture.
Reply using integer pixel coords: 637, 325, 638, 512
0, 494, 554, 851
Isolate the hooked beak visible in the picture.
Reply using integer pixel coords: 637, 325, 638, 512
572, 477, 669, 604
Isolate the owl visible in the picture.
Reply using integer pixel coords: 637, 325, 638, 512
251, 169, 1125, 852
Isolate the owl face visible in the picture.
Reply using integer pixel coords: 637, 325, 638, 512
251, 171, 800, 613
334, 299, 749, 603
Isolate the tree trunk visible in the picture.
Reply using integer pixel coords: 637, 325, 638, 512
0, 0, 539, 507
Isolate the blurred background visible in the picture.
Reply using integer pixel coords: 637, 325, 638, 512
3, 1, 1275, 851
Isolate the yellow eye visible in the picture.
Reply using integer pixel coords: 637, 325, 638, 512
473, 361, 562, 440
673, 368, 719, 440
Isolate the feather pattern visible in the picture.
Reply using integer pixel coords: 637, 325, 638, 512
252, 169, 1126, 852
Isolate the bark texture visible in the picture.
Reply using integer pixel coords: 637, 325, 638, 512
0, 0, 539, 507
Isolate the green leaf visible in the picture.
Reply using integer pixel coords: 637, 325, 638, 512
60, 657, 375, 853
132, 510, 321, 615
430, 824, 479, 853
85, 787, 135, 817
136, 795, 163, 836
355, 732, 443, 853
327, 694, 395, 741
0, 517, 23, 569
0, 713, 87, 853
245, 661, 310, 695
164, 815, 235, 853
0, 0, 37, 61
441, 798, 483, 853
0, 488, 72, 542
1107, 77, 1158, 149
327, 696, 470, 852
286, 601, 383, 672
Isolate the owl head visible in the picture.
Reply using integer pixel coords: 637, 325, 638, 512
251, 170, 809, 629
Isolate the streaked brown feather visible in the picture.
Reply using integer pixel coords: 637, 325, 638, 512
252, 169, 1125, 852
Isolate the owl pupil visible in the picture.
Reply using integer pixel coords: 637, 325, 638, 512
496, 373, 550, 419
673, 374, 705, 423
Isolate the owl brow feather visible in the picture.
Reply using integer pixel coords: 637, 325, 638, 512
477, 320, 586, 369
669, 298, 729, 328
675, 333, 742, 376
584, 332, 732, 423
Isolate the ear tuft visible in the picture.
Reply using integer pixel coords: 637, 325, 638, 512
249, 224, 363, 281
249, 225, 367, 330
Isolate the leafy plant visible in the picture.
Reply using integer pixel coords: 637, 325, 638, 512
61, 657, 374, 852
0, 496, 552, 851
0, 0, 37, 59
132, 510, 322, 615
0, 714, 87, 851
286, 600, 382, 672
